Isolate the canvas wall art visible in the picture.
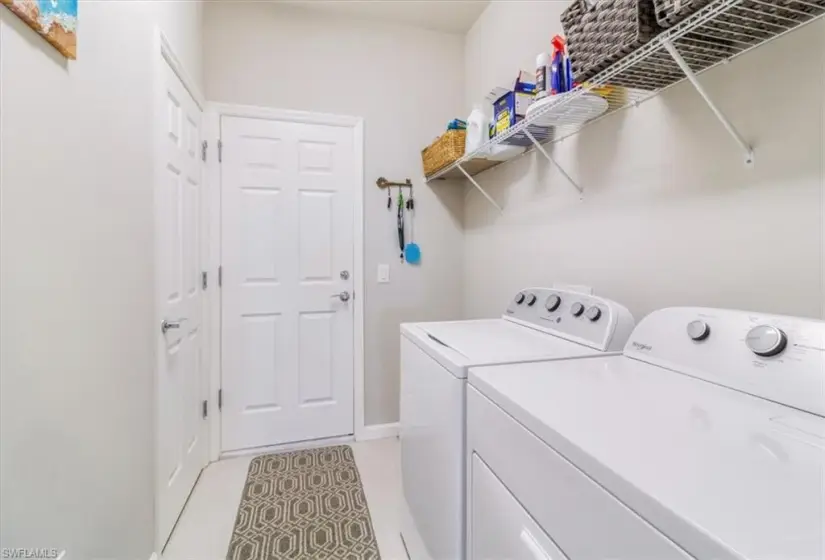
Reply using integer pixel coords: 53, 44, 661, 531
1, 0, 78, 59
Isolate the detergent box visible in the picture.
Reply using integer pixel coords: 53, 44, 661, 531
493, 71, 536, 136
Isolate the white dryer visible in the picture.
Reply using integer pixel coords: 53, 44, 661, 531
467, 307, 825, 560
399, 288, 635, 560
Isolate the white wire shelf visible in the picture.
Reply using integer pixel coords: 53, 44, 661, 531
426, 0, 825, 197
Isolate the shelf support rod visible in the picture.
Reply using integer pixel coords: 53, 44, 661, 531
456, 163, 503, 214
662, 39, 754, 166
523, 129, 583, 195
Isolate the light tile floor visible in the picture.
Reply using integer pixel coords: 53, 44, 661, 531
163, 437, 406, 560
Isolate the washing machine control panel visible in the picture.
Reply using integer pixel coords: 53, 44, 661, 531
505, 288, 635, 352
625, 307, 825, 417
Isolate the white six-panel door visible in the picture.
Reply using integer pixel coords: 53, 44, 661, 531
156, 60, 209, 547
221, 115, 355, 452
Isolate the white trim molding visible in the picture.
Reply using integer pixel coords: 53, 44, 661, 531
352, 120, 366, 441
204, 107, 222, 463
158, 32, 204, 110
205, 102, 367, 455
356, 422, 399, 442
208, 103, 361, 128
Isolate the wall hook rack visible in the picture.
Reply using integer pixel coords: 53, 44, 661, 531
376, 177, 413, 189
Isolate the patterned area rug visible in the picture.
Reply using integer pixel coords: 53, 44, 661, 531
226, 445, 381, 560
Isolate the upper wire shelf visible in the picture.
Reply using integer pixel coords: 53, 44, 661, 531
426, 0, 825, 183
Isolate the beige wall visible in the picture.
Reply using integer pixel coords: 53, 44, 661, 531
0, 2, 202, 558
463, 2, 825, 322
203, 2, 466, 426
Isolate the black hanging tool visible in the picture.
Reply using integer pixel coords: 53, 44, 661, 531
397, 189, 405, 261
405, 181, 414, 211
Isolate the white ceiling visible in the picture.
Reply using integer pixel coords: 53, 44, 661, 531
276, 0, 490, 34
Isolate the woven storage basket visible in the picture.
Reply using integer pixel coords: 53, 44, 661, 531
421, 130, 466, 177
654, 0, 825, 29
562, 0, 661, 85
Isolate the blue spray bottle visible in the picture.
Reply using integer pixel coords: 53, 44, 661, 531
550, 35, 564, 95
551, 35, 574, 94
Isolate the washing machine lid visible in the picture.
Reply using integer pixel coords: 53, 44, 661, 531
469, 357, 825, 560
401, 319, 603, 379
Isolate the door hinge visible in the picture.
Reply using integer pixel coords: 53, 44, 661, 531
218, 139, 223, 163
202, 399, 208, 419
201, 140, 208, 162
218, 389, 223, 410
201, 271, 208, 290
218, 265, 223, 287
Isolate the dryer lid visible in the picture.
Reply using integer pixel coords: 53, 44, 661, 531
415, 319, 598, 365
470, 357, 825, 560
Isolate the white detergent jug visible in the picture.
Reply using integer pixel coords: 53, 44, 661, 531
464, 104, 490, 156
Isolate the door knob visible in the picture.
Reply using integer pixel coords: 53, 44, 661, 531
332, 291, 351, 303
161, 318, 187, 334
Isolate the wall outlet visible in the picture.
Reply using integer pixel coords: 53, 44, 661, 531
377, 264, 390, 283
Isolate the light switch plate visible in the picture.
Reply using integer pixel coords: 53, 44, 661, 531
377, 264, 390, 283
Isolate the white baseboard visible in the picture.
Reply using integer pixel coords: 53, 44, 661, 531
356, 422, 399, 441
220, 434, 355, 460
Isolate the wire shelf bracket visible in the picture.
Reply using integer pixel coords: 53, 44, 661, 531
523, 129, 584, 196
457, 163, 503, 214
661, 38, 755, 166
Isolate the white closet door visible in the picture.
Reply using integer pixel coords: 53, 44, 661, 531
156, 60, 208, 547
221, 115, 355, 451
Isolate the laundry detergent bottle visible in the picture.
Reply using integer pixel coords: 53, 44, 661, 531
465, 104, 490, 155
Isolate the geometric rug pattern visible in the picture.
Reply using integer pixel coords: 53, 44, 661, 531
226, 445, 381, 560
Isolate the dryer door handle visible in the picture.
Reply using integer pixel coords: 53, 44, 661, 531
520, 528, 555, 560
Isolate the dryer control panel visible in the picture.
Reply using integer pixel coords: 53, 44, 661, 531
504, 288, 635, 352
625, 307, 825, 417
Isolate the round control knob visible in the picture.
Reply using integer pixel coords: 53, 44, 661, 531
545, 294, 561, 312
515, 293, 525, 305
585, 306, 602, 322
745, 325, 787, 357
687, 320, 710, 341
526, 293, 537, 306
571, 302, 585, 317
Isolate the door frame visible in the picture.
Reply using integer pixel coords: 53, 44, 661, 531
204, 102, 366, 460
152, 29, 209, 553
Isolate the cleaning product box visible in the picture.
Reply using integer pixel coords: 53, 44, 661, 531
493, 71, 536, 136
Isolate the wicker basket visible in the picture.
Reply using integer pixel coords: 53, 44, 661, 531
654, 0, 825, 29
562, 0, 661, 85
421, 130, 466, 177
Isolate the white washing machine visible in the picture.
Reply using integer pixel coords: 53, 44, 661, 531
399, 287, 635, 560
467, 307, 825, 560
